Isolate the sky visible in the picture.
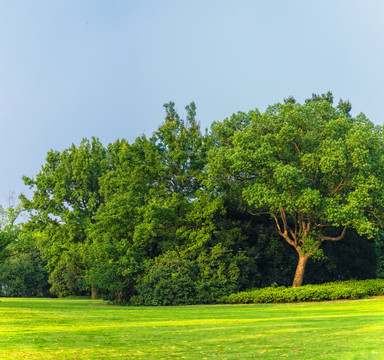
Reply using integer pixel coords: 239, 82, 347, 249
0, 0, 383, 207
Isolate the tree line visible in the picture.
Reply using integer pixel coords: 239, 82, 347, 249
1, 92, 384, 304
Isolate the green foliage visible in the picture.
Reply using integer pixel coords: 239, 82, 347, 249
208, 92, 384, 286
132, 245, 255, 306
21, 137, 123, 296
212, 212, 376, 289
86, 102, 222, 302
0, 217, 50, 298
375, 236, 384, 278
0, 250, 50, 297
194, 244, 246, 303
21, 137, 112, 226
85, 243, 144, 303
20, 95, 384, 302
48, 259, 87, 297
0, 202, 23, 262
222, 279, 384, 304
132, 253, 198, 306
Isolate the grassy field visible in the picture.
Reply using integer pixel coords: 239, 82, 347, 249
0, 297, 384, 359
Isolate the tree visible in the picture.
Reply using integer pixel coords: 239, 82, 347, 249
87, 102, 221, 302
0, 203, 22, 262
20, 137, 122, 297
208, 92, 384, 287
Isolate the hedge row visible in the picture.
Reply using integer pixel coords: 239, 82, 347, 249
220, 279, 384, 304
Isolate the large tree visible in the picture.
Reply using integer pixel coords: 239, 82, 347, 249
87, 102, 221, 301
208, 92, 384, 287
20, 137, 122, 296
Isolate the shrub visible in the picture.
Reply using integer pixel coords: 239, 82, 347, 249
49, 260, 87, 297
131, 246, 252, 305
131, 253, 199, 306
0, 251, 50, 297
194, 244, 249, 304
221, 279, 384, 304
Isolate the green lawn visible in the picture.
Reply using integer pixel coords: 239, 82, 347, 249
0, 297, 384, 359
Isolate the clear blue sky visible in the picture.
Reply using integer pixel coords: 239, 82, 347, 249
1, 0, 383, 206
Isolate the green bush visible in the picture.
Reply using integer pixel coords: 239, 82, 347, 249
49, 260, 87, 298
221, 279, 384, 304
131, 246, 253, 306
193, 244, 250, 304
131, 253, 199, 306
0, 251, 50, 297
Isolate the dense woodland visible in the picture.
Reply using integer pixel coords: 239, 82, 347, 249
1, 92, 384, 305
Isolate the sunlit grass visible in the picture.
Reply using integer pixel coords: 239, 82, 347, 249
1, 297, 384, 359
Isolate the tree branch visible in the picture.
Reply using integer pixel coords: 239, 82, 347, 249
321, 226, 347, 242
331, 169, 351, 197
292, 141, 301, 154
272, 213, 282, 234
248, 211, 271, 216
277, 208, 295, 247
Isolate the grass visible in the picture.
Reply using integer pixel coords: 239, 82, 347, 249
0, 297, 384, 359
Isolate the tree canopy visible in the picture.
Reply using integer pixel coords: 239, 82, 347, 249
0, 202, 23, 262
208, 92, 384, 286
15, 92, 384, 304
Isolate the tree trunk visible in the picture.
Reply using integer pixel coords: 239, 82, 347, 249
91, 285, 98, 299
292, 253, 309, 287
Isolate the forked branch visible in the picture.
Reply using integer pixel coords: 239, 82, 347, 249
273, 211, 295, 246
